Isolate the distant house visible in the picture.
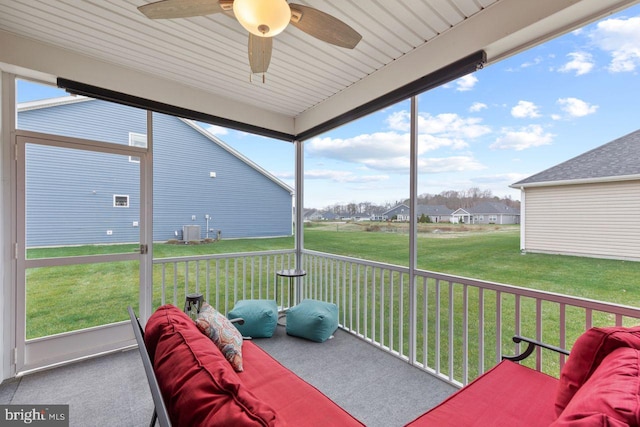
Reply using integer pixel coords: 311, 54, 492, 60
19, 97, 294, 246
451, 208, 470, 224
511, 129, 640, 261
476, 202, 520, 224
304, 209, 322, 221
383, 204, 453, 222
416, 205, 453, 223
383, 204, 411, 221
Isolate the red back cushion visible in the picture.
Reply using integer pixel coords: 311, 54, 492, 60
145, 305, 279, 426
556, 326, 640, 415
552, 347, 640, 426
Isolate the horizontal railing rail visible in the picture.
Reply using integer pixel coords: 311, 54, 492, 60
152, 249, 296, 314
153, 248, 640, 388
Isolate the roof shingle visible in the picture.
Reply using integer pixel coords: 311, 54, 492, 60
512, 129, 640, 186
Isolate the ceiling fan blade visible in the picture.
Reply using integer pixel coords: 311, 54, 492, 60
138, 0, 223, 19
248, 34, 273, 74
288, 4, 362, 49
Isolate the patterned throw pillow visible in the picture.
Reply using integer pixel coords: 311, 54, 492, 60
195, 302, 243, 372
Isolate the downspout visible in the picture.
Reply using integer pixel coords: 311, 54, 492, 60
294, 140, 304, 296
408, 96, 418, 364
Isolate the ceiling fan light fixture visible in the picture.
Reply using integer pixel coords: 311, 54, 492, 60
233, 0, 291, 37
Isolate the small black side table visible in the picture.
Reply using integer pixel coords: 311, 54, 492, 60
276, 269, 306, 325
276, 269, 306, 306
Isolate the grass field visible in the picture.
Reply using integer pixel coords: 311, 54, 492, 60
25, 224, 640, 345
304, 223, 639, 307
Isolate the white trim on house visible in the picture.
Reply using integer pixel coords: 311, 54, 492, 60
180, 120, 294, 196
511, 174, 640, 189
17, 95, 92, 112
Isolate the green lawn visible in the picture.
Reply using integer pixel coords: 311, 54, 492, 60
25, 225, 640, 346
304, 226, 639, 307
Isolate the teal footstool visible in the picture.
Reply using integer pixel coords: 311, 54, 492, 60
227, 299, 278, 338
286, 299, 338, 343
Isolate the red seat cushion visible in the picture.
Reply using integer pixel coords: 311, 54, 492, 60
239, 341, 365, 426
551, 347, 640, 426
555, 326, 640, 415
145, 305, 279, 426
405, 360, 558, 427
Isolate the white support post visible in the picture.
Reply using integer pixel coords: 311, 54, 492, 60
1, 72, 17, 379
408, 96, 418, 364
294, 140, 304, 302
139, 110, 154, 323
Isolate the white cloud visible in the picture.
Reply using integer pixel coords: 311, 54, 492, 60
591, 16, 640, 72
520, 56, 543, 68
556, 97, 598, 117
558, 52, 595, 76
511, 101, 541, 119
421, 156, 486, 173
469, 102, 487, 112
475, 172, 529, 184
490, 125, 555, 151
305, 169, 389, 183
308, 110, 491, 173
387, 111, 491, 139
308, 132, 410, 162
386, 111, 410, 131
206, 125, 229, 136
418, 113, 491, 139
454, 74, 478, 91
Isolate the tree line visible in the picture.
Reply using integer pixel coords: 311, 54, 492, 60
318, 187, 520, 215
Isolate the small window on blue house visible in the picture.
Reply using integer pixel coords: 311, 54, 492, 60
114, 195, 129, 208
129, 133, 147, 163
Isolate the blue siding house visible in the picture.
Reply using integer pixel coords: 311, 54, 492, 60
19, 97, 293, 247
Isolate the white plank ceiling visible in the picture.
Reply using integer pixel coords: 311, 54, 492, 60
1, 0, 638, 137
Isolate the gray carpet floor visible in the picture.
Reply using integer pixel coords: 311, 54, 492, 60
254, 326, 456, 427
0, 348, 153, 427
0, 327, 455, 426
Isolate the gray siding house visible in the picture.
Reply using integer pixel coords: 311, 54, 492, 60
416, 205, 453, 223
19, 97, 293, 247
511, 129, 640, 261
382, 204, 453, 222
467, 202, 520, 224
383, 204, 411, 221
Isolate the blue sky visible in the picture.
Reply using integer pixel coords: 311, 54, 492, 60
208, 4, 640, 209
18, 4, 640, 210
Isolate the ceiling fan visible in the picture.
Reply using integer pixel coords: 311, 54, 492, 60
138, 0, 362, 79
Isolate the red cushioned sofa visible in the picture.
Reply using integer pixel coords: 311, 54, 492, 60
130, 304, 364, 427
130, 304, 640, 427
406, 326, 640, 426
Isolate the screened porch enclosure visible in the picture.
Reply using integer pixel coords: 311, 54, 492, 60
2, 0, 640, 389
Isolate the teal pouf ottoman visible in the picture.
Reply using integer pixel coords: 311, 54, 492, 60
286, 299, 338, 343
227, 299, 278, 338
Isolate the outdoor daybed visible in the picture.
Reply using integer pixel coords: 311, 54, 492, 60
407, 326, 640, 426
129, 304, 363, 426
131, 304, 640, 426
